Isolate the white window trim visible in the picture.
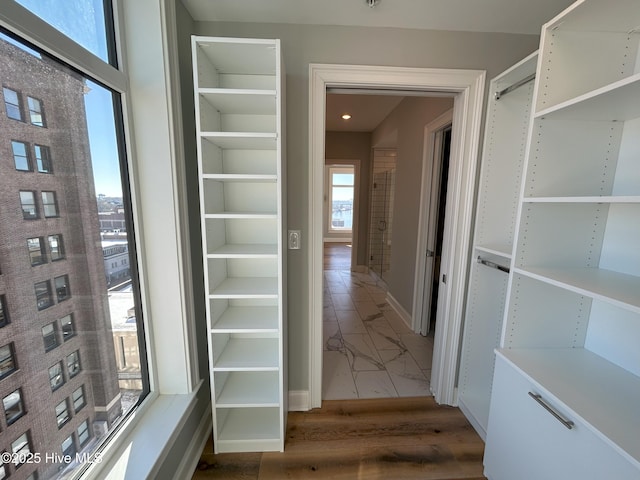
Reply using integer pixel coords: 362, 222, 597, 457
0, 0, 205, 478
326, 165, 355, 235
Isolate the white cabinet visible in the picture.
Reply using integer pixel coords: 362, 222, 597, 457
458, 52, 537, 439
192, 36, 287, 453
484, 1, 640, 477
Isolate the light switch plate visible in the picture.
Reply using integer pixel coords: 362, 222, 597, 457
288, 230, 301, 249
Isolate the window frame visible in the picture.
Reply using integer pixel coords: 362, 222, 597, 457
34, 279, 53, 310
0, 295, 9, 328
47, 233, 65, 261
55, 398, 70, 429
42, 321, 58, 352
12, 139, 31, 171
34, 143, 53, 173
67, 350, 81, 378
19, 190, 38, 219
48, 361, 65, 391
41, 190, 58, 218
27, 236, 47, 266
3, 388, 26, 425
10, 431, 33, 467
54, 274, 70, 302
0, 1, 202, 478
72, 385, 86, 413
327, 165, 355, 234
26, 95, 45, 126
0, 343, 17, 379
3, 86, 23, 121
60, 313, 75, 341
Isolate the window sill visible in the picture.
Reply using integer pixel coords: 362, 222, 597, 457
86, 380, 206, 480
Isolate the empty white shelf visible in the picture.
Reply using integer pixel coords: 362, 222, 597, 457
213, 337, 279, 371
201, 132, 277, 150
215, 371, 280, 407
209, 277, 278, 298
211, 306, 279, 332
207, 244, 278, 258
199, 89, 277, 115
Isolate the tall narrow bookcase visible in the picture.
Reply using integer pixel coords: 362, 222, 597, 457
484, 1, 640, 478
458, 52, 537, 440
191, 36, 287, 453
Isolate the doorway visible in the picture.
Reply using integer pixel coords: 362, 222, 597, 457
309, 64, 485, 409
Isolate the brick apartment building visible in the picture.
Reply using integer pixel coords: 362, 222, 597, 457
0, 38, 123, 479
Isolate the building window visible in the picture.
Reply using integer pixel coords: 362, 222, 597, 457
67, 350, 81, 378
42, 322, 58, 352
77, 419, 91, 447
0, 456, 7, 479
328, 165, 355, 233
0, 343, 17, 379
19, 190, 38, 219
34, 280, 53, 310
55, 399, 70, 428
61, 434, 76, 458
10, 431, 33, 468
3, 388, 26, 425
41, 191, 58, 217
3, 86, 22, 121
54, 274, 70, 302
12, 140, 31, 171
27, 96, 45, 126
0, 296, 9, 327
60, 314, 75, 341
34, 144, 53, 173
72, 386, 86, 413
48, 362, 64, 391
27, 237, 47, 266
48, 234, 65, 261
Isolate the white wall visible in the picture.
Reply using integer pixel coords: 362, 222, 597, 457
178, 9, 541, 392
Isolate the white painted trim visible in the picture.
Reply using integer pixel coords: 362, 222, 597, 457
458, 398, 487, 441
412, 110, 454, 334
386, 292, 412, 330
172, 407, 213, 480
288, 390, 311, 411
309, 63, 485, 409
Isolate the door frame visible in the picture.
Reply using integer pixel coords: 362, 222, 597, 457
413, 110, 453, 336
308, 63, 485, 408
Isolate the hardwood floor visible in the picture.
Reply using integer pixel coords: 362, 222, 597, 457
192, 396, 486, 479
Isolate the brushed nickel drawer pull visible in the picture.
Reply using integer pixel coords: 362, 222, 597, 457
528, 392, 575, 430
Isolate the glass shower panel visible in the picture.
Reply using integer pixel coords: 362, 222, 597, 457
369, 149, 396, 281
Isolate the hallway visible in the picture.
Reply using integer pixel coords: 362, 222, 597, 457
323, 243, 433, 400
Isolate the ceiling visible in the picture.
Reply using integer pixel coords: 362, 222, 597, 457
181, 0, 574, 133
180, 0, 574, 35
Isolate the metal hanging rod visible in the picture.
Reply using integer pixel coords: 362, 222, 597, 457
477, 256, 510, 273
495, 73, 535, 100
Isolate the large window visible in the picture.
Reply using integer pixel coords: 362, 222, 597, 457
3, 389, 26, 425
0, 2, 149, 475
327, 165, 355, 233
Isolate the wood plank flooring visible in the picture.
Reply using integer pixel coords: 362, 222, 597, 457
192, 396, 487, 479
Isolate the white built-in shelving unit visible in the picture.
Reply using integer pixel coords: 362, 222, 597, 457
484, 1, 640, 478
458, 52, 537, 440
192, 36, 287, 453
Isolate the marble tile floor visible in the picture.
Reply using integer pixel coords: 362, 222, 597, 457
322, 266, 434, 400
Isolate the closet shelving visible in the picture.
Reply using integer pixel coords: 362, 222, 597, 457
458, 52, 537, 439
484, 1, 640, 478
192, 36, 286, 453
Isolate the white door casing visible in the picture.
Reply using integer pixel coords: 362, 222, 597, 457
309, 63, 485, 408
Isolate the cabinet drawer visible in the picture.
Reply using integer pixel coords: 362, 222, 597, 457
484, 354, 639, 480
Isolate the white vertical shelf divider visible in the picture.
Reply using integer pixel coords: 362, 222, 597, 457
484, 1, 640, 478
192, 36, 286, 454
458, 52, 537, 440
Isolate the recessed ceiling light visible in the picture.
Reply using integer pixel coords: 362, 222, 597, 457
342, 114, 352, 120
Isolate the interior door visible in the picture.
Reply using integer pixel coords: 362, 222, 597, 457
420, 125, 451, 335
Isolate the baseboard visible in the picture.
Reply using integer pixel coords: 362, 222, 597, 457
173, 408, 212, 480
458, 398, 487, 441
323, 237, 352, 243
288, 390, 311, 411
385, 292, 413, 330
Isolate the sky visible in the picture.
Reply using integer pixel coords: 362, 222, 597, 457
13, 0, 124, 197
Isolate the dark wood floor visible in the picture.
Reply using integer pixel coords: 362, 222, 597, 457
192, 396, 487, 479
323, 242, 352, 270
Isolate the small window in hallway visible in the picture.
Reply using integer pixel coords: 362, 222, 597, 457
328, 165, 354, 233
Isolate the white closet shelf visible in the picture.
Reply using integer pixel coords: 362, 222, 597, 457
202, 174, 278, 182
514, 266, 640, 313
201, 133, 277, 150
216, 408, 281, 451
207, 244, 278, 258
197, 39, 277, 76
535, 74, 640, 121
215, 372, 280, 407
211, 306, 279, 332
213, 337, 279, 371
496, 348, 640, 468
209, 277, 279, 298
199, 89, 277, 115
204, 212, 278, 219
523, 196, 640, 204
545, 0, 640, 33
475, 244, 513, 259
